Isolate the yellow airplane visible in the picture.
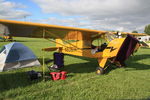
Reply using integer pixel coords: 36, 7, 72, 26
0, 35, 12, 41
0, 23, 12, 41
0, 19, 147, 75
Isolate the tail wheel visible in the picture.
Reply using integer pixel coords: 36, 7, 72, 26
96, 67, 104, 75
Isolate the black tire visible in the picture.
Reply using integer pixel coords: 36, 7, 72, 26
96, 67, 104, 75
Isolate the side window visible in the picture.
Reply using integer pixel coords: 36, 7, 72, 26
92, 38, 107, 47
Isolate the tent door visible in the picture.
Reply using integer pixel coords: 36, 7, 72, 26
0, 50, 7, 72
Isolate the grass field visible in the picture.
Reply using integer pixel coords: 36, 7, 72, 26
0, 37, 150, 100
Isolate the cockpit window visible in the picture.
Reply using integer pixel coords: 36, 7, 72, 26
92, 32, 118, 47
91, 33, 117, 52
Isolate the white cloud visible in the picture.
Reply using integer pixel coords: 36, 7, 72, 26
0, 0, 30, 19
32, 0, 150, 32
32, 0, 140, 16
116, 27, 124, 32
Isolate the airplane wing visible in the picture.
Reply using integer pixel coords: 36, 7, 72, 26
0, 19, 146, 40
0, 19, 106, 40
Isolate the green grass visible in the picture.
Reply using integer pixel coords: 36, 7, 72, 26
0, 37, 150, 100
146, 41, 150, 43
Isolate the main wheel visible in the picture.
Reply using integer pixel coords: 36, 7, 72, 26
96, 67, 104, 75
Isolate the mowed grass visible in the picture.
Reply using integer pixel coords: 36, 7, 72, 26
0, 37, 150, 100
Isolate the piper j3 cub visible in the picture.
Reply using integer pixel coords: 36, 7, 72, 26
0, 19, 146, 75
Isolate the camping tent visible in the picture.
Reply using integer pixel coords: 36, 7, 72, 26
0, 42, 41, 72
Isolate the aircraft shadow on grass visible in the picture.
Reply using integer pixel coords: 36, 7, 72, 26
39, 56, 98, 74
39, 53, 150, 74
51, 54, 150, 74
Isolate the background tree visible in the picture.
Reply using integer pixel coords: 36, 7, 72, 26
144, 24, 150, 35
132, 30, 138, 33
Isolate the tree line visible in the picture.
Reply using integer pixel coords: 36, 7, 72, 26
132, 24, 150, 35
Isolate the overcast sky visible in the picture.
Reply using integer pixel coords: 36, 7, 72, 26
0, 0, 150, 32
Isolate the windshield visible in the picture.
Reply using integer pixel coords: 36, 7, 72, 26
105, 32, 118, 42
